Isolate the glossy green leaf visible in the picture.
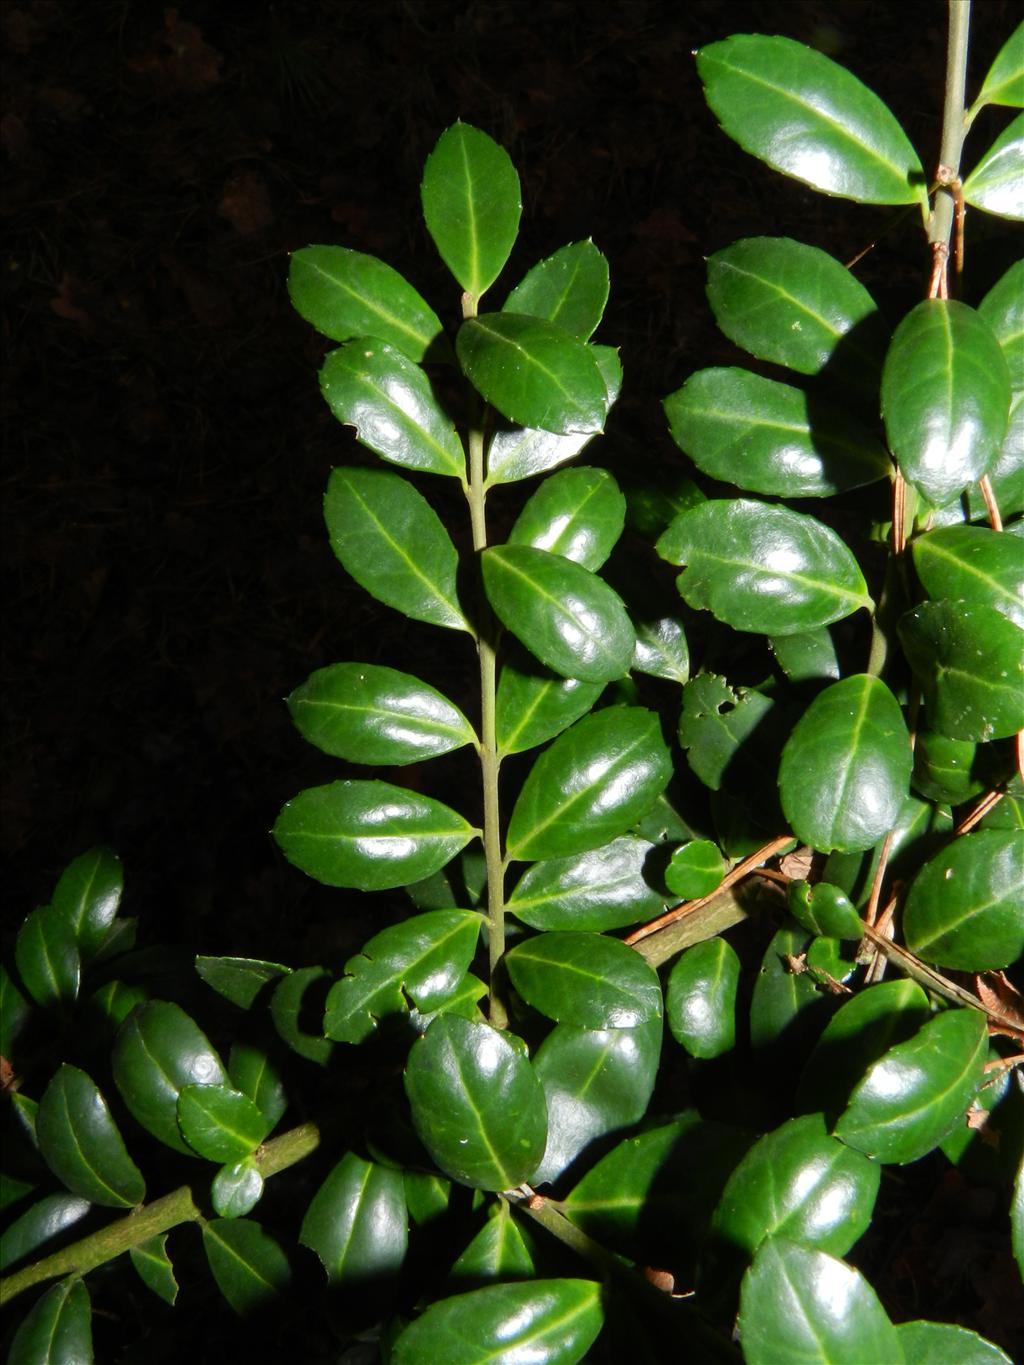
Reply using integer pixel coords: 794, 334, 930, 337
51, 846, 122, 961
912, 525, 1024, 628
779, 675, 912, 853
405, 1016, 548, 1189
975, 21, 1024, 109
37, 1065, 144, 1208
506, 707, 672, 861
408, 971, 487, 1031
319, 340, 466, 479
665, 840, 726, 899
421, 122, 521, 302
495, 650, 603, 758
665, 368, 889, 497
705, 237, 888, 386
658, 499, 871, 635
15, 905, 79, 1008
484, 545, 634, 684
882, 300, 1012, 506
0, 1194, 90, 1274
211, 1158, 264, 1219
288, 662, 475, 764
738, 1238, 904, 1365
786, 881, 863, 941
89, 979, 147, 1034
273, 779, 476, 891
112, 1001, 227, 1155
963, 113, 1024, 219
449, 1212, 535, 1296
229, 1043, 286, 1128
505, 931, 662, 1028
678, 673, 774, 791
391, 1279, 603, 1365
836, 1007, 988, 1164
287, 246, 446, 361
912, 730, 999, 804
530, 1017, 661, 1185
177, 1084, 270, 1163
896, 1320, 1013, 1364
750, 925, 829, 1061
632, 614, 690, 684
194, 956, 290, 1010
771, 626, 841, 682
8, 1276, 93, 1365
899, 599, 1024, 740
300, 1151, 407, 1284
507, 837, 664, 932
903, 829, 1024, 971
323, 466, 469, 632
666, 938, 739, 1058
404, 1170, 451, 1227
979, 259, 1024, 380
508, 467, 625, 570
129, 1234, 178, 1305
697, 34, 925, 205
269, 966, 334, 1065
324, 909, 482, 1043
503, 240, 609, 340
202, 1218, 292, 1315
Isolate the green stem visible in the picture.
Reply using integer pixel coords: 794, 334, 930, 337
0, 1120, 321, 1307
929, 0, 971, 253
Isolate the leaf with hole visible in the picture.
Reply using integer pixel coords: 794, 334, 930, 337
678, 674, 775, 792
15, 905, 79, 1008
912, 525, 1024, 629
404, 1016, 548, 1190
503, 240, 609, 340
508, 467, 625, 569
963, 113, 1024, 219
507, 836, 665, 932
176, 1084, 271, 1163
506, 707, 672, 861
202, 1219, 292, 1316
505, 931, 662, 1028
8, 1276, 93, 1365
37, 1065, 144, 1208
51, 846, 122, 962
697, 34, 926, 204
495, 650, 603, 758
324, 466, 469, 632
658, 499, 871, 635
666, 938, 739, 1059
300, 1151, 407, 1286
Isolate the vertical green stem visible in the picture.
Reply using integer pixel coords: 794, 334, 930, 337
929, 0, 972, 252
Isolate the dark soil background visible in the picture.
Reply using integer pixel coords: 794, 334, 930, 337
2, 1, 1021, 1358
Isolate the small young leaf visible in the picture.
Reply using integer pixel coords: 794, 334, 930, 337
508, 467, 625, 570
288, 662, 476, 764
974, 20, 1024, 110
202, 1219, 292, 1316
664, 840, 726, 899
51, 847, 123, 961
503, 240, 610, 340
15, 905, 80, 1008
495, 650, 604, 758
273, 779, 477, 891
507, 837, 665, 932
211, 1158, 264, 1219
8, 1276, 93, 1365
505, 931, 663, 1028
896, 1320, 1013, 1364
786, 881, 863, 941
129, 1234, 178, 1305
962, 113, 1024, 219
421, 122, 521, 302
632, 615, 690, 684
506, 707, 672, 861
37, 1065, 145, 1208
300, 1151, 407, 1284
177, 1084, 271, 1163
666, 938, 739, 1058
912, 525, 1024, 628
194, 956, 290, 1010
658, 499, 872, 636
903, 830, 1024, 971
697, 34, 926, 205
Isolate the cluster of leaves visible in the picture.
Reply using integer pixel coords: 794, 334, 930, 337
3, 19, 1023, 1365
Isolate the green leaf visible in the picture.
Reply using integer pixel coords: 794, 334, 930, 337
505, 931, 662, 1028
896, 1320, 1014, 1364
391, 1280, 603, 1365
503, 240, 610, 340
194, 956, 290, 1010
835, 1008, 988, 1164
912, 525, 1024, 628
273, 779, 476, 891
176, 1084, 271, 1163
287, 246, 447, 361
495, 649, 604, 758
963, 113, 1024, 219
531, 1017, 662, 1185
0, 1195, 90, 1274
508, 467, 625, 570
288, 662, 475, 764
448, 1201, 536, 1287
696, 34, 926, 205
88, 979, 147, 1033
15, 905, 79, 1007
202, 1218, 292, 1315
37, 1065, 145, 1208
903, 830, 1024, 971
666, 938, 739, 1058
458, 314, 609, 435
911, 731, 1000, 805
269, 966, 334, 1065
703, 1114, 880, 1306
664, 368, 889, 497
882, 300, 1012, 506
421, 122, 521, 302
129, 1234, 178, 1305
974, 21, 1024, 109
750, 925, 829, 1063
112, 1001, 228, 1155
632, 615, 690, 684
665, 840, 726, 899
738, 1238, 904, 1365
678, 673, 775, 791
507, 837, 665, 932
51, 847, 122, 961
771, 627, 841, 682
1, 963, 31, 1057
324, 909, 482, 1043
506, 707, 672, 861
8, 1276, 93, 1365
211, 1158, 264, 1219
229, 1043, 286, 1127
409, 972, 487, 1031
319, 341, 466, 479
779, 675, 912, 853
979, 259, 1024, 380
324, 466, 469, 632
404, 1016, 548, 1190
899, 599, 1024, 740
786, 881, 863, 941
658, 500, 871, 636
300, 1151, 407, 1285
705, 237, 888, 387
483, 545, 634, 683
